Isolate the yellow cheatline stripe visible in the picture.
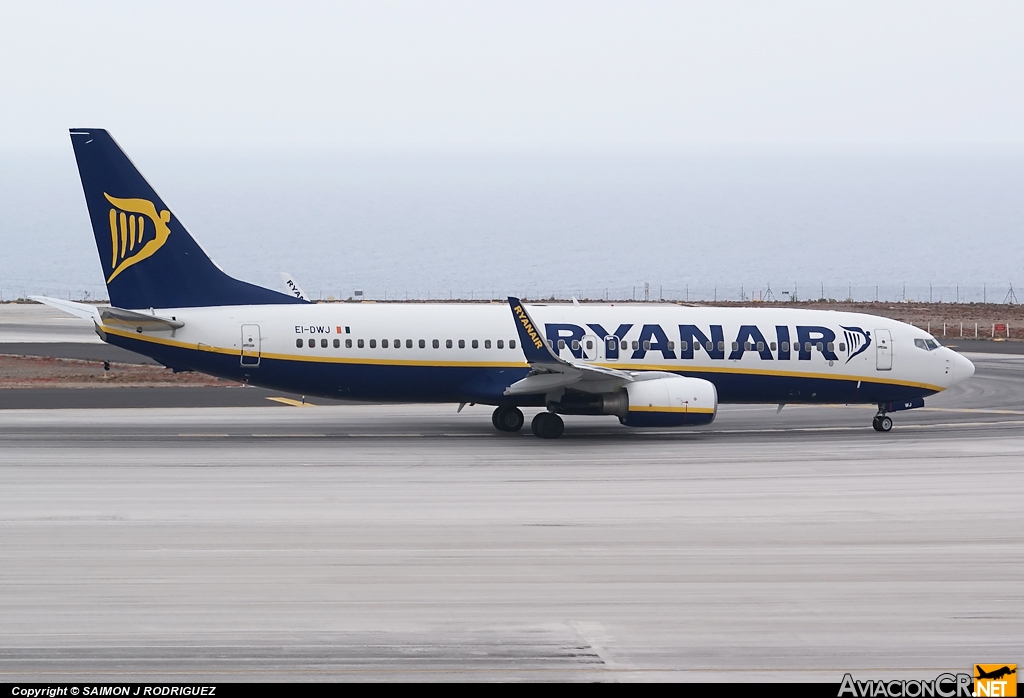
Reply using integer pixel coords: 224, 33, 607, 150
266, 397, 315, 407
100, 325, 944, 391
599, 361, 945, 393
629, 405, 715, 413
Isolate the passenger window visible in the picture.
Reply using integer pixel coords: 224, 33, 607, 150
826, 342, 834, 352
405, 339, 412, 348
706, 341, 713, 352
680, 341, 688, 351
367, 339, 374, 348
510, 340, 516, 349
296, 339, 303, 348
308, 338, 315, 348
321, 338, 328, 348
419, 339, 426, 348
816, 342, 823, 352
558, 340, 566, 349
497, 340, 504, 349
547, 340, 554, 348
485, 339, 492, 349
756, 342, 764, 351
632, 340, 639, 350
643, 341, 650, 351
805, 342, 812, 352
334, 339, 341, 348
382, 339, 389, 348
585, 340, 592, 350
839, 342, 846, 352
607, 338, 616, 350
732, 342, 739, 351
621, 340, 628, 350
570, 340, 579, 351
432, 339, 439, 349
770, 342, 777, 351
781, 341, 789, 352
472, 340, 479, 349
344, 339, 351, 348
743, 341, 751, 351
667, 341, 675, 351
718, 341, 725, 352
459, 339, 465, 349
358, 339, 364, 348
446, 339, 452, 348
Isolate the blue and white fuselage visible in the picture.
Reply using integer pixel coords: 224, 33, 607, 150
91, 301, 969, 407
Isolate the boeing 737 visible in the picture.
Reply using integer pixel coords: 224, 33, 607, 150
36, 129, 975, 438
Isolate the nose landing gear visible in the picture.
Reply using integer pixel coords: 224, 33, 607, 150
872, 414, 893, 432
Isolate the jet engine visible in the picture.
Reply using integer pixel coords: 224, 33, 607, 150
620, 375, 718, 427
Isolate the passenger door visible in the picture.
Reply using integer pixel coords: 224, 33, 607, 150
240, 324, 261, 366
875, 329, 892, 371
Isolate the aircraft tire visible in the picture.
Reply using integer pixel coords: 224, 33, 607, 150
531, 412, 564, 439
877, 416, 893, 432
872, 416, 882, 431
492, 406, 525, 432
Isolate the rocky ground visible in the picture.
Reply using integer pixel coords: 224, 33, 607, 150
0, 354, 238, 389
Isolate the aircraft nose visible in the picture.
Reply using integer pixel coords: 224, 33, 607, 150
953, 351, 975, 382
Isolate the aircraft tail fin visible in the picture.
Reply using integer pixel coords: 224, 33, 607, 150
69, 128, 306, 309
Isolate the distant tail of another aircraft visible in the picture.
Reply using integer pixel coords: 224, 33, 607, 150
69, 128, 305, 309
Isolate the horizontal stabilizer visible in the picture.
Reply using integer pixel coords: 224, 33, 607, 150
99, 306, 184, 331
30, 296, 101, 322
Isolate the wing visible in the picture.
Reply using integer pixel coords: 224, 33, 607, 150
504, 297, 673, 396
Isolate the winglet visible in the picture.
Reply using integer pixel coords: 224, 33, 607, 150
508, 297, 563, 365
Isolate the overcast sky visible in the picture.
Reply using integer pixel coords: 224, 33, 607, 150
2, 1, 1023, 151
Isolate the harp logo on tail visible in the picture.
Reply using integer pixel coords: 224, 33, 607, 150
103, 193, 171, 283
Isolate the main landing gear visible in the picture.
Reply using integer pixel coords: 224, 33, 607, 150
872, 412, 893, 432
491, 406, 525, 433
531, 411, 564, 439
491, 406, 564, 438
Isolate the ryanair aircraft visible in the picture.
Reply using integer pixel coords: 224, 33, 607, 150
37, 129, 976, 438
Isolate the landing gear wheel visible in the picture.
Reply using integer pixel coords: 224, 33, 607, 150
531, 411, 565, 439
877, 415, 893, 432
872, 416, 881, 431
492, 406, 524, 432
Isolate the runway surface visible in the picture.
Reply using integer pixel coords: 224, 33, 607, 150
0, 354, 1022, 681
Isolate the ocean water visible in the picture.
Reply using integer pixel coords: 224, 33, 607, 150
1, 148, 1022, 303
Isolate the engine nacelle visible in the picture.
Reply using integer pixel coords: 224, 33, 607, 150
621, 375, 718, 427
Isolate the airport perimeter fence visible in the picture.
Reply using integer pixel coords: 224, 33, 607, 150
4, 283, 1020, 306
7, 283, 1024, 339
285, 283, 1021, 305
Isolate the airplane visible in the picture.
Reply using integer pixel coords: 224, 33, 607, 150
34, 128, 976, 438
975, 666, 1016, 681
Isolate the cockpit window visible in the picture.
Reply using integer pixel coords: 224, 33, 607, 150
915, 337, 941, 351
